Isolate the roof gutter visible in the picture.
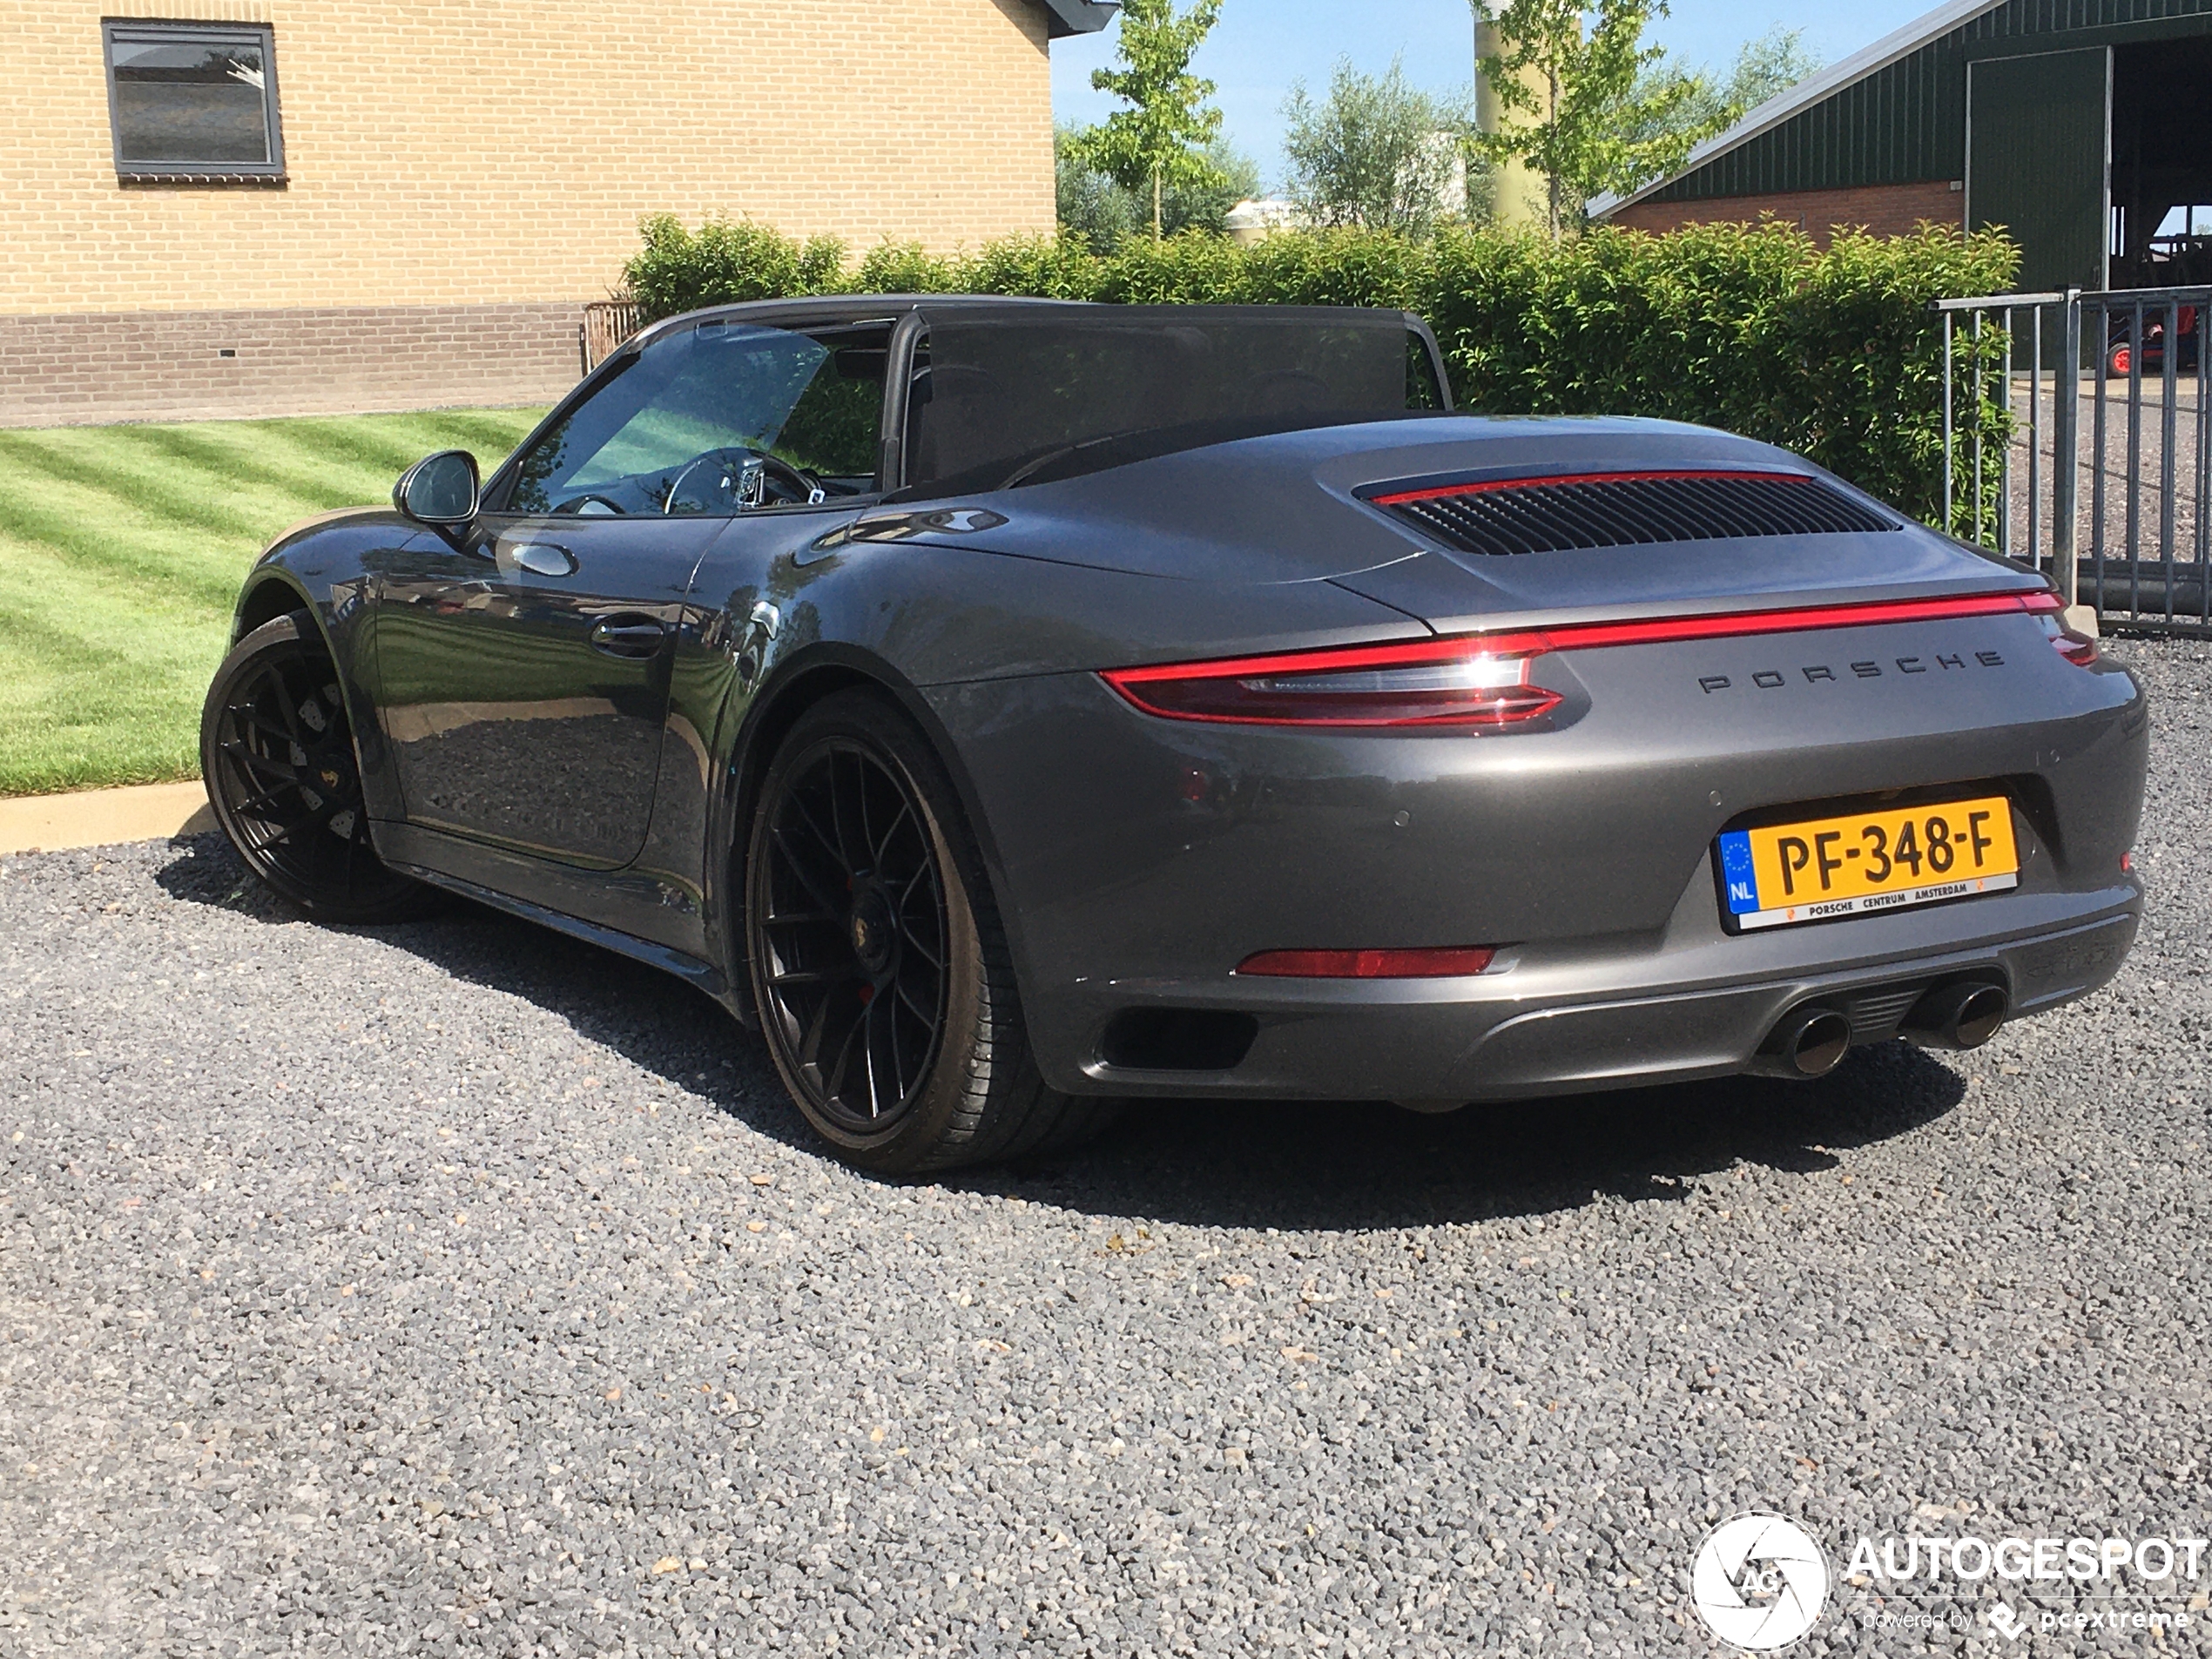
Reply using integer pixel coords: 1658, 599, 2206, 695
1588, 0, 2007, 219
1028, 0, 1118, 37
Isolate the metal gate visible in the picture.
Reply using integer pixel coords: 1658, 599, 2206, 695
1939, 285, 2211, 630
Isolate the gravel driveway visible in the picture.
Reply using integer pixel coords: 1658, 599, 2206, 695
5, 641, 2210, 1658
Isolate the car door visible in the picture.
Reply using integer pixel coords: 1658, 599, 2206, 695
374, 320, 874, 870
619, 317, 905, 919
375, 513, 715, 867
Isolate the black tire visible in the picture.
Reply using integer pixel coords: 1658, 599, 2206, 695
743, 689, 1099, 1174
199, 610, 430, 924
1000, 1092, 1126, 1164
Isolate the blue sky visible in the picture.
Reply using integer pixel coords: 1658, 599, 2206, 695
1049, 0, 1936, 187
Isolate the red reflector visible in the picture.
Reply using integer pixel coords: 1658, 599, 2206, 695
1236, 947, 1496, 979
2121, 851, 2134, 873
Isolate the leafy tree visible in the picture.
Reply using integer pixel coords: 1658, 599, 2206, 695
1620, 27, 1822, 156
1055, 125, 1141, 249
1472, 0, 1704, 239
1281, 57, 1476, 236
1170, 138, 1264, 237
1715, 26, 1823, 115
1058, 128, 1260, 249
1057, 126, 1264, 248
1062, 0, 1227, 239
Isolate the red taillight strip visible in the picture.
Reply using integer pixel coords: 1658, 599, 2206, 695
1105, 632, 1548, 686
1103, 590, 2062, 696
1511, 588, 2060, 654
1369, 469, 1818, 507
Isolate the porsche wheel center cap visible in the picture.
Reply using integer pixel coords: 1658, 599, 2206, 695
848, 890, 895, 974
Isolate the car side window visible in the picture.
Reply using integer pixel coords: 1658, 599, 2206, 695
775, 337, 887, 487
501, 322, 887, 516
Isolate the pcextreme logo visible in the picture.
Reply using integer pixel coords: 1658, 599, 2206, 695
1690, 1514, 1831, 1651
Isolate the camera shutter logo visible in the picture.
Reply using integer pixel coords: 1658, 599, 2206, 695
1691, 1514, 1831, 1650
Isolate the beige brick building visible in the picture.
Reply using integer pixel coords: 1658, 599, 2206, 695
0, 0, 1113, 426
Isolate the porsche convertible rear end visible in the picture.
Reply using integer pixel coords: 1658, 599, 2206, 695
928, 439, 2147, 1104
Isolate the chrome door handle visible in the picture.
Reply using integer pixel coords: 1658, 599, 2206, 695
512, 542, 577, 577
589, 615, 667, 658
732, 600, 781, 687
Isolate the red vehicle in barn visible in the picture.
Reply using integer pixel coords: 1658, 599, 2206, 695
2105, 304, 2201, 377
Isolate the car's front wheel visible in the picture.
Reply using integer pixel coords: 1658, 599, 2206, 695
200, 610, 428, 923
744, 689, 1115, 1173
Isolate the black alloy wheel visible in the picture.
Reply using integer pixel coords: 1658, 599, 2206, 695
744, 691, 1119, 1173
755, 734, 951, 1130
200, 610, 428, 922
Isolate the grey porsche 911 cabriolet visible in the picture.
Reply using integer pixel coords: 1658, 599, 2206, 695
202, 297, 2146, 1171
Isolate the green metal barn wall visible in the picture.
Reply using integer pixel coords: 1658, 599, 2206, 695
1646, 0, 2212, 204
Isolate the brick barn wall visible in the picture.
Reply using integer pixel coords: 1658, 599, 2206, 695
0, 0, 1056, 421
1606, 181, 1966, 245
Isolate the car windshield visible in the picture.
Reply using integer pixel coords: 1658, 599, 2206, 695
901, 306, 1440, 496
505, 321, 885, 515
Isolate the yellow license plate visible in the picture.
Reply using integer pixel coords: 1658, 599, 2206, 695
1717, 795, 2020, 931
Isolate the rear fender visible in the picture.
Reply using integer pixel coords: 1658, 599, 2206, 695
676, 642, 1009, 1030
667, 538, 1427, 1020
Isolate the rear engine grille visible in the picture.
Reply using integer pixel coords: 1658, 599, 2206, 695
1368, 469, 1898, 556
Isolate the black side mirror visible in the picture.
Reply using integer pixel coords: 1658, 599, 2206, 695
394, 450, 480, 526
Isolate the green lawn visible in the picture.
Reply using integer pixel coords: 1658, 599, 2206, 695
0, 407, 546, 797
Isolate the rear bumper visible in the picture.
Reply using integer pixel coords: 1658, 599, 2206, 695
1052, 888, 2138, 1100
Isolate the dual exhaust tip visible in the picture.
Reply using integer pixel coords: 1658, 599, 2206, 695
1906, 980, 2012, 1053
1760, 979, 2009, 1079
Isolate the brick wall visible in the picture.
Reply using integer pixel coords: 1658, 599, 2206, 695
0, 0, 1058, 421
0, 303, 586, 428
1607, 180, 1966, 246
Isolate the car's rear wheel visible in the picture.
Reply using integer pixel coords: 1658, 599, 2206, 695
200, 610, 428, 923
744, 689, 1114, 1173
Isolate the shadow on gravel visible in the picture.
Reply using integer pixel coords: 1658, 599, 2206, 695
994, 1043, 1966, 1231
154, 833, 1968, 1231
154, 831, 795, 1107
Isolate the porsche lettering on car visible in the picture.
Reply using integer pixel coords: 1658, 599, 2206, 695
200, 297, 2148, 1171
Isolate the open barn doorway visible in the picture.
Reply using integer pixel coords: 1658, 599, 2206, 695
2110, 34, 2212, 291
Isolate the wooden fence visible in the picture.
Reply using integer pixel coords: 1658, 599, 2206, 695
580, 299, 642, 373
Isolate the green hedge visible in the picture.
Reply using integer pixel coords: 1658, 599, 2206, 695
624, 214, 2018, 526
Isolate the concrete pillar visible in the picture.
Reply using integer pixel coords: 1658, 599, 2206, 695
1474, 13, 1555, 233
